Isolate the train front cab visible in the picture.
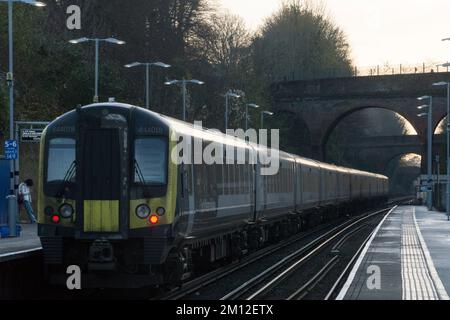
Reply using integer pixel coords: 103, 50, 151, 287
37, 104, 179, 287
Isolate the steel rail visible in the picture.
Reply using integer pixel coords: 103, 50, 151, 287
287, 255, 340, 300
155, 219, 340, 300
221, 206, 396, 300
324, 223, 378, 300
288, 220, 376, 300
159, 204, 397, 300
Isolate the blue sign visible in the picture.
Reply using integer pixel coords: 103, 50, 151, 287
4, 140, 17, 160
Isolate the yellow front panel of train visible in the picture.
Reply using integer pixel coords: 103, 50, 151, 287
83, 200, 119, 232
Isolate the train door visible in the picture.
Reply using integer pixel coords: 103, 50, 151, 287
293, 160, 299, 211
177, 162, 191, 232
297, 161, 303, 211
336, 170, 341, 202
348, 171, 353, 200
247, 148, 256, 221
76, 109, 129, 238
347, 171, 351, 200
254, 149, 266, 221
81, 129, 121, 233
316, 165, 321, 206
176, 161, 196, 236
186, 146, 196, 234
254, 162, 264, 220
331, 170, 337, 203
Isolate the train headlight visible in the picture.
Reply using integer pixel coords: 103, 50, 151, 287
136, 204, 151, 219
59, 203, 74, 218
156, 207, 165, 216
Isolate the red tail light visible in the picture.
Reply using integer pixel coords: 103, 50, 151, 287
52, 215, 60, 223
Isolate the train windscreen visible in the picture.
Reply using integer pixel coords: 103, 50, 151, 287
47, 138, 76, 183
134, 137, 168, 185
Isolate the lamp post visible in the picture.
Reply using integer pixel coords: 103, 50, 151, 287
441, 37, 450, 216
436, 154, 440, 209
3, 0, 46, 237
125, 61, 171, 109
418, 95, 433, 210
245, 103, 259, 131
165, 79, 204, 121
434, 79, 450, 219
69, 37, 126, 103
260, 111, 274, 129
224, 90, 241, 131
6, 0, 46, 190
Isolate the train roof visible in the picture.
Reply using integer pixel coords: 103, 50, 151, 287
51, 103, 388, 181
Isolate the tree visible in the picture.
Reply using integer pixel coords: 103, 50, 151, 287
188, 12, 254, 128
0, 0, 359, 153
241, 0, 355, 155
253, 0, 353, 83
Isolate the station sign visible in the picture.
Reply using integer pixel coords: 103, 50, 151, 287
20, 128, 43, 143
4, 140, 17, 160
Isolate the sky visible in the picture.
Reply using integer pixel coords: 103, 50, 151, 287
218, 0, 450, 67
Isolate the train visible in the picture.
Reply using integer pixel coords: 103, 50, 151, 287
37, 102, 389, 288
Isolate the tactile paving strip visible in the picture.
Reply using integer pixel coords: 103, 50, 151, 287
401, 207, 448, 300
401, 219, 438, 300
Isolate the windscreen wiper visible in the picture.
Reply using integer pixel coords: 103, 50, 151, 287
56, 160, 76, 198
134, 159, 151, 198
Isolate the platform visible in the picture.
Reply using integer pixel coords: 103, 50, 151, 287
337, 205, 450, 300
0, 224, 41, 262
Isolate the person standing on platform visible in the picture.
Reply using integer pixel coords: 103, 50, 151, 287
18, 179, 37, 223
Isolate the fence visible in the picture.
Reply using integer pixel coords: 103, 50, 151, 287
355, 61, 450, 77
274, 61, 450, 82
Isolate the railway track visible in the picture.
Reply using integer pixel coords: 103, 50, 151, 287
323, 225, 376, 300
156, 200, 408, 300
287, 218, 378, 300
220, 206, 395, 300
155, 218, 340, 300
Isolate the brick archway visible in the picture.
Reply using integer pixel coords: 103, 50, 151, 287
272, 72, 449, 172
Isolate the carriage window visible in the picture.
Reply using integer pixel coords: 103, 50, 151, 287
47, 138, 76, 182
134, 137, 167, 185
